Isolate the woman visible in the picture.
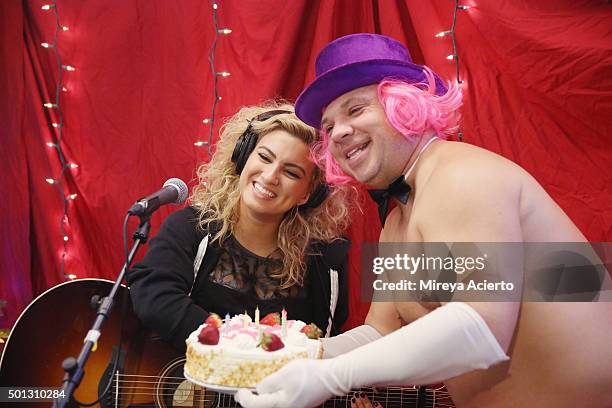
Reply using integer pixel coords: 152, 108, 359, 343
127, 102, 353, 352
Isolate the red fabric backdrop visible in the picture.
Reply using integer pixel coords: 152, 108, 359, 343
1, 0, 611, 330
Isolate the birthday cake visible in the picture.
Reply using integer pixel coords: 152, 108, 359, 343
184, 312, 323, 388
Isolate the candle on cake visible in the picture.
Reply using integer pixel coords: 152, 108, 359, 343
255, 306, 260, 325
281, 308, 287, 338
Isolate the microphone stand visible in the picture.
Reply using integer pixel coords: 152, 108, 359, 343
53, 213, 151, 408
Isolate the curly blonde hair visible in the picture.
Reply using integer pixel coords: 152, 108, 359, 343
190, 101, 354, 288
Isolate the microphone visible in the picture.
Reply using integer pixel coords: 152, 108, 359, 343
128, 178, 188, 216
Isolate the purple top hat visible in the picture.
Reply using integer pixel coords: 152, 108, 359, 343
295, 33, 447, 129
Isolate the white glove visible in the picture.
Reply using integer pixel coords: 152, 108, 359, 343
235, 358, 337, 408
235, 303, 508, 408
321, 324, 382, 357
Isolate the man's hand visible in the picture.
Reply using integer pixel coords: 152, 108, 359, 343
235, 358, 343, 408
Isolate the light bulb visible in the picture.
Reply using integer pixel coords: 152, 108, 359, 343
435, 31, 451, 38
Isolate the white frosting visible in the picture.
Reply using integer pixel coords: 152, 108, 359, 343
186, 318, 320, 359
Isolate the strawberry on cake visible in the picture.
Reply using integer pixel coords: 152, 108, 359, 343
184, 312, 323, 389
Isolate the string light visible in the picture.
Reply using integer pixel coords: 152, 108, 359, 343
197, 0, 231, 154
435, 0, 471, 140
40, 0, 79, 280
435, 31, 451, 38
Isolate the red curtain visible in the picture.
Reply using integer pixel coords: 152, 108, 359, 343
1, 0, 611, 330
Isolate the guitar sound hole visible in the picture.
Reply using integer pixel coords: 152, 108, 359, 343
158, 360, 219, 408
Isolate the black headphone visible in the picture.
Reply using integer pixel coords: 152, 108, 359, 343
231, 109, 329, 210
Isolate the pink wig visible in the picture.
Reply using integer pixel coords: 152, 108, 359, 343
314, 67, 463, 185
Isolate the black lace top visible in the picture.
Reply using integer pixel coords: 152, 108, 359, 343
210, 235, 307, 299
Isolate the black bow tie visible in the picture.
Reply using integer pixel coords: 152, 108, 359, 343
367, 175, 412, 227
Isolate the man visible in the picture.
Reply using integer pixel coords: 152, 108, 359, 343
236, 33, 612, 408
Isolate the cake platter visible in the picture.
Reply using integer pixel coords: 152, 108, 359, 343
184, 369, 256, 395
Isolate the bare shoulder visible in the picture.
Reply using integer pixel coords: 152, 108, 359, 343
418, 142, 524, 208
414, 141, 526, 241
426, 142, 528, 190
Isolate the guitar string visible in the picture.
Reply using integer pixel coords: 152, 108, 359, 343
109, 399, 453, 408
109, 388, 428, 399
113, 373, 448, 397
109, 382, 447, 399
109, 386, 448, 401
109, 389, 435, 403
108, 376, 450, 406
113, 374, 445, 392
110, 392, 452, 408
110, 384, 435, 399
110, 390, 425, 399
108, 398, 429, 408
112, 389, 446, 400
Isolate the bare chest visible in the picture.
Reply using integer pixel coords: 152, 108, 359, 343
379, 201, 421, 244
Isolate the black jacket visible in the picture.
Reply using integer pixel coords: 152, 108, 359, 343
127, 206, 350, 351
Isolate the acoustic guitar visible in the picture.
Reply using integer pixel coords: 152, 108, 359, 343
0, 279, 454, 407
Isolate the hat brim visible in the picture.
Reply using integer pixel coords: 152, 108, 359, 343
295, 60, 448, 129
